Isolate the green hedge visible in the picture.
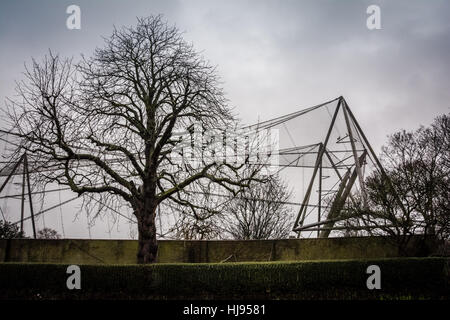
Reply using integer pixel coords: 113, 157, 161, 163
0, 258, 448, 300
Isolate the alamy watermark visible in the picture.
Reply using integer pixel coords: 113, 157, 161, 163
66, 5, 81, 30
366, 5, 381, 30
169, 124, 280, 175
66, 265, 81, 289
366, 265, 381, 290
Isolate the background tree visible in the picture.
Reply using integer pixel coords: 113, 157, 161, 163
4, 16, 263, 263
341, 113, 450, 253
36, 227, 61, 239
222, 173, 293, 240
0, 220, 25, 239
162, 172, 292, 240
165, 190, 226, 240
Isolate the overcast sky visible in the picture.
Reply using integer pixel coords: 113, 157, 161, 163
1, 0, 449, 238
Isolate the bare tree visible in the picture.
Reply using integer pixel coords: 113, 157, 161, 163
167, 211, 224, 240
4, 16, 263, 263
223, 173, 293, 240
0, 220, 25, 239
341, 113, 450, 253
37, 227, 61, 239
165, 187, 228, 240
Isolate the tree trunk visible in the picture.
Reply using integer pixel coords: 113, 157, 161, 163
136, 201, 158, 264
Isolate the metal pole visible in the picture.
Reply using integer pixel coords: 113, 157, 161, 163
20, 159, 26, 234
319, 151, 367, 238
293, 98, 342, 230
158, 204, 162, 237
297, 224, 395, 232
324, 148, 358, 207
324, 149, 343, 180
341, 98, 367, 207
318, 170, 350, 236
317, 158, 322, 238
294, 210, 364, 231
0, 154, 25, 194
24, 153, 36, 239
295, 145, 322, 229
345, 104, 409, 217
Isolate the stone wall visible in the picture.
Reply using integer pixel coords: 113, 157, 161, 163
0, 236, 431, 264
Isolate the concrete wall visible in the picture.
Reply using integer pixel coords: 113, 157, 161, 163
0, 236, 428, 264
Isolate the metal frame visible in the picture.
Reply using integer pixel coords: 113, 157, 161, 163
292, 96, 403, 238
0, 96, 405, 241
293, 98, 342, 230
0, 153, 36, 238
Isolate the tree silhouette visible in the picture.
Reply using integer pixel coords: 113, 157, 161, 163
342, 113, 450, 253
4, 16, 263, 263
37, 228, 61, 239
223, 173, 293, 240
0, 220, 25, 239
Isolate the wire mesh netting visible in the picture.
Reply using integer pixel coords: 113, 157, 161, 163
0, 97, 383, 239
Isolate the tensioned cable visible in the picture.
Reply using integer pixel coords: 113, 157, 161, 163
0, 98, 340, 138
1, 178, 331, 211
84, 193, 137, 224
0, 144, 332, 166
0, 182, 106, 199
241, 97, 340, 131
0, 98, 342, 163
0, 206, 6, 221
12, 195, 79, 225
58, 188, 66, 238
283, 122, 297, 148
0, 187, 73, 199
0, 145, 358, 177
183, 189, 336, 209
0, 136, 24, 149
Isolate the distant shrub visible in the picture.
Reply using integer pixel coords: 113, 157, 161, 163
0, 220, 25, 239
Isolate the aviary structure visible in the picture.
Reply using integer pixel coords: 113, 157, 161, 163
0, 96, 400, 238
